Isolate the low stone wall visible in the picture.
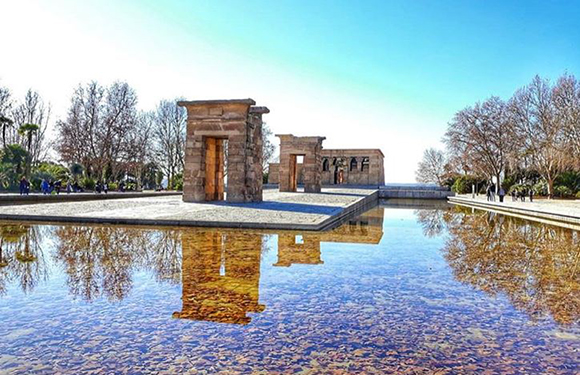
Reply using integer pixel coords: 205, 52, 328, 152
379, 185, 454, 200
0, 191, 182, 205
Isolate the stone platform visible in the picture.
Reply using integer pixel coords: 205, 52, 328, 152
0, 188, 378, 231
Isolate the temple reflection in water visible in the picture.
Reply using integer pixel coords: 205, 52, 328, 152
174, 207, 385, 324
172, 231, 265, 324
274, 208, 384, 267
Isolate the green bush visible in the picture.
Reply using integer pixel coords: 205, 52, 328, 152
576, 191, 580, 199
555, 171, 580, 193
81, 177, 96, 190
108, 182, 118, 191
532, 180, 548, 196
173, 173, 183, 191
554, 185, 573, 198
452, 175, 485, 194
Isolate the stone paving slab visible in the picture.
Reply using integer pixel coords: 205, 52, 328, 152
0, 188, 378, 231
449, 195, 580, 228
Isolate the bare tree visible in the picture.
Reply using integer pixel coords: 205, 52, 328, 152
10, 90, 52, 165
509, 76, 568, 198
415, 148, 446, 185
152, 99, 186, 189
444, 96, 514, 190
552, 73, 580, 168
262, 122, 276, 172
0, 85, 13, 148
57, 81, 140, 180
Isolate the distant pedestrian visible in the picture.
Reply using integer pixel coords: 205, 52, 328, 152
55, 180, 62, 195
95, 182, 102, 194
41, 179, 49, 195
511, 190, 516, 201
521, 190, 526, 202
66, 182, 72, 194
490, 183, 496, 202
486, 185, 491, 201
529, 189, 533, 202
103, 182, 108, 194
19, 177, 27, 195
498, 187, 505, 203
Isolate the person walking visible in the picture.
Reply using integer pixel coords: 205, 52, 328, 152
19, 177, 27, 195
41, 179, 49, 195
103, 182, 108, 194
498, 187, 505, 203
486, 185, 491, 202
529, 189, 533, 202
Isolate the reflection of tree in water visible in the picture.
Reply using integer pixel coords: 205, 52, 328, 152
415, 209, 447, 238
0, 224, 48, 295
443, 209, 580, 325
54, 226, 183, 301
143, 230, 182, 285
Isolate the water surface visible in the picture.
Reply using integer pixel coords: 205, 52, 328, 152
0, 205, 578, 374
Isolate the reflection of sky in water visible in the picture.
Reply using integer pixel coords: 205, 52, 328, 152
0, 206, 578, 374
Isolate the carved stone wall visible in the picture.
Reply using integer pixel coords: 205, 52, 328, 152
268, 148, 385, 186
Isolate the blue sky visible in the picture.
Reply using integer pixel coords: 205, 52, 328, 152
1, 0, 579, 181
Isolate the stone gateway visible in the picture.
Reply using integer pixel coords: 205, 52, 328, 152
276, 134, 326, 193
178, 99, 269, 203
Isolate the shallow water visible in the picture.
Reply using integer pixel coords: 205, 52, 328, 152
0, 205, 578, 374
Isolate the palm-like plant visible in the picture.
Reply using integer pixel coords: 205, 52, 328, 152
0, 115, 14, 148
18, 123, 39, 179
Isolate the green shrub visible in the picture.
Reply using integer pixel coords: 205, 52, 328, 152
555, 171, 580, 193
81, 177, 96, 190
532, 180, 548, 196
554, 185, 573, 198
108, 182, 118, 191
576, 191, 580, 199
451, 175, 485, 194
173, 173, 183, 191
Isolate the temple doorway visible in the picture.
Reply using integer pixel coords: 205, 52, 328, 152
204, 137, 225, 201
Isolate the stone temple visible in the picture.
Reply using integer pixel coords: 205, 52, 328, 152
178, 98, 384, 203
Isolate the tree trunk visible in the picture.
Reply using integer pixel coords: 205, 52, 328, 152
547, 177, 554, 199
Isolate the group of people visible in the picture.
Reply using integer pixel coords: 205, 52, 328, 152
40, 179, 63, 195
485, 183, 533, 203
17, 177, 132, 195
511, 189, 534, 202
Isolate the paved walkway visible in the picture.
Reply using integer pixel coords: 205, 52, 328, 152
449, 195, 580, 228
0, 188, 378, 231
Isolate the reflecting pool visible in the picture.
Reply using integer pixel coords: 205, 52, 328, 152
0, 205, 578, 374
